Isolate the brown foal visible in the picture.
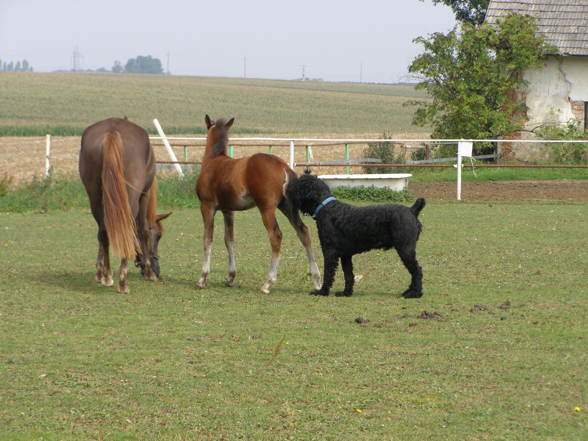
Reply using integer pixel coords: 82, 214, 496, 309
195, 115, 321, 293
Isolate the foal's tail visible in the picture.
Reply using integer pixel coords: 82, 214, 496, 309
101, 131, 139, 259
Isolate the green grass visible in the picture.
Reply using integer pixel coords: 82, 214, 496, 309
1, 202, 587, 441
0, 72, 429, 135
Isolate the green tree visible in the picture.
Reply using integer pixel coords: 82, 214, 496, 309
420, 0, 490, 25
124, 55, 163, 74
408, 14, 553, 142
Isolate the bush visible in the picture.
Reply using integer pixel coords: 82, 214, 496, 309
362, 131, 404, 173
331, 186, 413, 203
536, 119, 588, 164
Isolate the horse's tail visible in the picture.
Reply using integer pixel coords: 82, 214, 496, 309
101, 131, 139, 259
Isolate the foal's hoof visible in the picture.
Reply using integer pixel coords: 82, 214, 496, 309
335, 291, 353, 297
310, 290, 329, 296
402, 289, 423, 299
117, 284, 129, 294
196, 280, 207, 289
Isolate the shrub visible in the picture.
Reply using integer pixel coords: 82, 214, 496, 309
362, 131, 404, 173
331, 186, 413, 203
536, 119, 588, 164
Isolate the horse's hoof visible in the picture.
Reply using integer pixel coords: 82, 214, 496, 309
196, 281, 206, 289
260, 286, 271, 294
101, 277, 114, 287
144, 273, 158, 282
224, 277, 235, 287
117, 284, 129, 294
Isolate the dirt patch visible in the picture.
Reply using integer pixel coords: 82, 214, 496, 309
409, 179, 588, 202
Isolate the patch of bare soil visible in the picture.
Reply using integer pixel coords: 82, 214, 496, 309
409, 180, 588, 202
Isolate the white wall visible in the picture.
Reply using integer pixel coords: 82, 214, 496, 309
523, 55, 588, 128
516, 55, 588, 161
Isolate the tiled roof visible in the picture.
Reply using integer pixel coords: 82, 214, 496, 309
485, 0, 588, 55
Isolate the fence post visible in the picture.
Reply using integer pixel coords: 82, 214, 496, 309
289, 141, 295, 169
45, 134, 51, 178
344, 143, 350, 174
183, 146, 188, 162
153, 118, 184, 177
268, 145, 273, 154
456, 141, 473, 200
229, 145, 235, 158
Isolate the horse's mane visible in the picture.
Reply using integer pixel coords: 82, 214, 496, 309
210, 119, 229, 156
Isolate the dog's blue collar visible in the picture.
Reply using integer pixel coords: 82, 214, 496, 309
313, 196, 336, 218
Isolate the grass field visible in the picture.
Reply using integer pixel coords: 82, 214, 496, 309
0, 73, 428, 135
1, 201, 587, 440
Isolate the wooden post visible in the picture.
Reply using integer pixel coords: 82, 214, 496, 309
229, 145, 234, 158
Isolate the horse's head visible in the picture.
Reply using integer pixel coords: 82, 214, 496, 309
204, 115, 234, 157
136, 212, 172, 278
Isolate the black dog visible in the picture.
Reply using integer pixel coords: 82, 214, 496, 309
288, 173, 425, 298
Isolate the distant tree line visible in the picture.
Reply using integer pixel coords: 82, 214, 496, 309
1, 59, 34, 72
111, 55, 164, 74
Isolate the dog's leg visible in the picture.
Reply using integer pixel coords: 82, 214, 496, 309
336, 255, 354, 297
222, 210, 236, 287
396, 245, 423, 298
312, 249, 338, 296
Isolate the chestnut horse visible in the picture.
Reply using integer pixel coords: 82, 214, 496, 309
195, 115, 321, 293
79, 117, 171, 293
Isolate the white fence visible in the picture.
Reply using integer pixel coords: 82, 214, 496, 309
37, 120, 588, 201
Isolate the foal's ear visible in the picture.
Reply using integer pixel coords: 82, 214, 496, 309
156, 212, 172, 222
225, 117, 235, 129
205, 114, 213, 129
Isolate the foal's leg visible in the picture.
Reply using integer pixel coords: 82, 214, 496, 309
396, 244, 423, 299
222, 210, 237, 287
117, 258, 130, 294
279, 205, 321, 291
259, 207, 283, 294
336, 255, 354, 297
96, 229, 113, 286
197, 202, 216, 289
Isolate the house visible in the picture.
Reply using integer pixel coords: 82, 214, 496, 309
485, 0, 588, 160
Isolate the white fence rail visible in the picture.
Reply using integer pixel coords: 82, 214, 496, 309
36, 128, 587, 200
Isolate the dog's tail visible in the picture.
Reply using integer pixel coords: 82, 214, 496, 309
410, 198, 426, 217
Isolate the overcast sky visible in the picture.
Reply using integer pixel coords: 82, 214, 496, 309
1, 0, 455, 83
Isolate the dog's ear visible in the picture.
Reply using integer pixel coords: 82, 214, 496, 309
304, 168, 312, 175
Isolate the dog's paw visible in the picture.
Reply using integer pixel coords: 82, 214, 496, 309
402, 289, 423, 299
310, 289, 329, 296
335, 291, 353, 297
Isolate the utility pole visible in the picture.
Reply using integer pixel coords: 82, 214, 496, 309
301, 64, 306, 80
243, 56, 247, 78
360, 61, 363, 83
166, 52, 170, 75
72, 46, 82, 72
